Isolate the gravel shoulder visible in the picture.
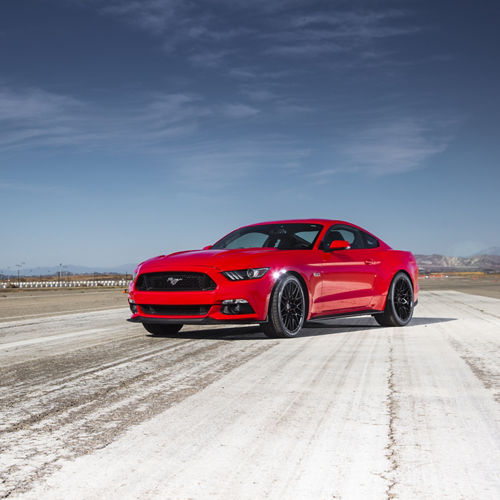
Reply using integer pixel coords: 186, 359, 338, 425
0, 288, 127, 322
418, 274, 500, 299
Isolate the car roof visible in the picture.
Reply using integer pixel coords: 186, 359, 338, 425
241, 219, 343, 227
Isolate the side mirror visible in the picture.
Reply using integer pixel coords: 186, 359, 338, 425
329, 240, 350, 251
203, 245, 212, 250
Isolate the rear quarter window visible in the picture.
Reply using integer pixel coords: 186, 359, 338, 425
363, 232, 379, 248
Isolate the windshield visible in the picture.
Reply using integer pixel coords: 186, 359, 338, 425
212, 223, 323, 250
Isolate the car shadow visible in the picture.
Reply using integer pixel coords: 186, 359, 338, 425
407, 317, 457, 326
304, 316, 456, 329
145, 316, 456, 340
299, 316, 457, 337
146, 325, 265, 340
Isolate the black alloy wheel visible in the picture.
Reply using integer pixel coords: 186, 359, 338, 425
374, 272, 414, 327
261, 274, 306, 338
142, 323, 183, 336
393, 277, 413, 322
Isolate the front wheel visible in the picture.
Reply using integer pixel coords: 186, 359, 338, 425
143, 323, 183, 336
261, 274, 306, 338
374, 272, 414, 327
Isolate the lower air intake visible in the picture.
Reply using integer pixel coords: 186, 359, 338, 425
139, 304, 210, 316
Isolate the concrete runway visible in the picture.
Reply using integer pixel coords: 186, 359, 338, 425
0, 291, 499, 499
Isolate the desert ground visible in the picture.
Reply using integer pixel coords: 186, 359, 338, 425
419, 273, 500, 299
0, 277, 499, 499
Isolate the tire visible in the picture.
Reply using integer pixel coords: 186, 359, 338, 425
374, 272, 414, 327
142, 323, 183, 336
261, 274, 306, 338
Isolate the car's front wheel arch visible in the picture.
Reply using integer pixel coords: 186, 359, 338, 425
261, 272, 308, 338
286, 271, 310, 320
264, 271, 309, 322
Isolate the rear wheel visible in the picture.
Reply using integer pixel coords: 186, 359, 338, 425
261, 274, 306, 338
142, 323, 183, 336
374, 272, 414, 327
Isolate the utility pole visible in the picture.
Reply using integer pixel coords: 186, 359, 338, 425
16, 262, 25, 286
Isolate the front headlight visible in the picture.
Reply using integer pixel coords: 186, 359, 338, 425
222, 267, 270, 281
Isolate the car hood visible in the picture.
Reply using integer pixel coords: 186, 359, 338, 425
138, 248, 282, 273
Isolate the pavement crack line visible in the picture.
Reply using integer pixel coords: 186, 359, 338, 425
384, 333, 399, 499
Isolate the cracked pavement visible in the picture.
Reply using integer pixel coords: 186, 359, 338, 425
0, 290, 499, 499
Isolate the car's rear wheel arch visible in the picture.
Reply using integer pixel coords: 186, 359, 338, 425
383, 269, 413, 308
375, 270, 414, 327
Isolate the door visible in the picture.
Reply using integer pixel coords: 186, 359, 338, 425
318, 225, 379, 314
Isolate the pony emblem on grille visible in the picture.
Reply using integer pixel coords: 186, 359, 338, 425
167, 277, 183, 286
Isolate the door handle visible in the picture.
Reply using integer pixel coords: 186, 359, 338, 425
365, 259, 375, 265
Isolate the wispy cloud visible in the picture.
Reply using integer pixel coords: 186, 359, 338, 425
312, 117, 456, 178
171, 137, 311, 191
342, 119, 452, 175
0, 86, 95, 151
188, 49, 234, 68
98, 0, 179, 35
0, 83, 314, 194
264, 9, 419, 60
220, 103, 259, 119
0, 83, 457, 184
265, 42, 343, 57
75, 1, 420, 71
228, 68, 296, 80
288, 10, 411, 33
0, 84, 265, 153
1, 3, 455, 183
0, 87, 79, 120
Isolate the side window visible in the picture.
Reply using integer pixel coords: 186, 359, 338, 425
363, 232, 379, 249
339, 227, 364, 249
295, 230, 319, 244
322, 225, 364, 249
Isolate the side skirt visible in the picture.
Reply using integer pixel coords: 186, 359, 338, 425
309, 299, 418, 323
308, 309, 383, 322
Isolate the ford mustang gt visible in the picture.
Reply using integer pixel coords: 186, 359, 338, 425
128, 219, 418, 337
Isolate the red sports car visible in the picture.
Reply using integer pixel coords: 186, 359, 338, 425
128, 219, 418, 337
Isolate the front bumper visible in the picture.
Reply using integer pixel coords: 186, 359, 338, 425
128, 267, 274, 324
127, 315, 259, 325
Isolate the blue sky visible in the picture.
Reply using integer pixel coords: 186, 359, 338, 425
1, 0, 499, 269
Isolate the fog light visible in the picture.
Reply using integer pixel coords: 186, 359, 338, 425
129, 299, 138, 314
221, 299, 255, 315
